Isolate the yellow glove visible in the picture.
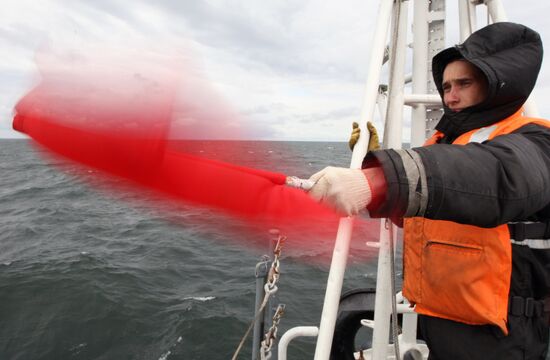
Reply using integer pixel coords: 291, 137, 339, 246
348, 121, 380, 152
348, 122, 361, 151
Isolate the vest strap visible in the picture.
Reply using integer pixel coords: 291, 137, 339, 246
508, 296, 545, 318
509, 297, 550, 324
508, 222, 550, 241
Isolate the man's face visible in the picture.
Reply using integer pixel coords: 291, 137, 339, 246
442, 60, 488, 112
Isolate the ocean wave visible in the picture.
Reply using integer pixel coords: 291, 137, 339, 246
183, 296, 216, 302
0, 139, 364, 359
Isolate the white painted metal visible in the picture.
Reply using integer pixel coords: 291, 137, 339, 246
371, 221, 395, 360
399, 302, 419, 351
278, 326, 319, 360
402, 3, 435, 346
382, 1, 408, 150
485, 0, 507, 22
411, 0, 430, 147
404, 94, 442, 106
468, 0, 478, 33
524, 100, 541, 118
458, 0, 473, 42
396, 303, 416, 314
458, 0, 478, 41
349, 0, 394, 169
429, 10, 446, 23
377, 91, 388, 122
361, 318, 375, 329
359, 343, 430, 359
313, 217, 354, 359
377, 87, 388, 142
371, 1, 408, 358
426, 0, 446, 137
312, 0, 394, 357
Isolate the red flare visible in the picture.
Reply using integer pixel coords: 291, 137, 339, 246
13, 46, 337, 228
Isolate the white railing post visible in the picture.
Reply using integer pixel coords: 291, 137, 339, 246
371, 1, 408, 359
485, 0, 507, 22
349, 0, 395, 169
458, 0, 474, 42
411, 0, 430, 148
312, 0, 395, 359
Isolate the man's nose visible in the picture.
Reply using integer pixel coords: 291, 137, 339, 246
446, 86, 459, 103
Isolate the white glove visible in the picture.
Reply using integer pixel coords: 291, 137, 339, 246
308, 166, 372, 216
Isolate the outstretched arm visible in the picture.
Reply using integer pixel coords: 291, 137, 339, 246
369, 124, 550, 227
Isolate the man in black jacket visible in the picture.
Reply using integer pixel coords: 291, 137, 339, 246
309, 22, 550, 359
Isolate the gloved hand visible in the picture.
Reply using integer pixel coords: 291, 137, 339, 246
308, 166, 372, 216
348, 121, 381, 152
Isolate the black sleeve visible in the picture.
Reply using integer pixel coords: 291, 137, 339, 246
369, 123, 550, 227
363, 149, 409, 222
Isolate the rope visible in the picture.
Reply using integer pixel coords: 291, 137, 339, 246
232, 289, 273, 360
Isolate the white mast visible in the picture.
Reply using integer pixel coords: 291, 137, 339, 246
313, 0, 395, 357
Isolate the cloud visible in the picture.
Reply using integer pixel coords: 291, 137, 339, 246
1, 0, 550, 140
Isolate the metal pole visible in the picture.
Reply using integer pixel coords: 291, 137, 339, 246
523, 99, 541, 118
313, 217, 354, 359
411, 0, 430, 148
468, 1, 478, 33
485, 0, 507, 22
382, 1, 408, 150
278, 326, 319, 360
377, 91, 388, 122
458, 0, 472, 42
312, 1, 394, 356
350, 0, 395, 168
405, 94, 442, 107
372, 1, 408, 359
458, 0, 478, 41
252, 261, 269, 360
398, 0, 431, 351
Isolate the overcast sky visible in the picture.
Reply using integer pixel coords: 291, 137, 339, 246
1, 0, 550, 141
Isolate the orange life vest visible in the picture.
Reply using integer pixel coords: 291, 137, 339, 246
403, 109, 550, 335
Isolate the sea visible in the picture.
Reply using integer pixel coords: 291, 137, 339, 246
0, 139, 390, 360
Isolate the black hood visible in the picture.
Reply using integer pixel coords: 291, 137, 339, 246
432, 22, 543, 139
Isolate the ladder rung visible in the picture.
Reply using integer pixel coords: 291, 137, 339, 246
404, 94, 442, 106
429, 10, 445, 22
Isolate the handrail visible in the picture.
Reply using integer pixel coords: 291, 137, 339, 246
278, 326, 319, 360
